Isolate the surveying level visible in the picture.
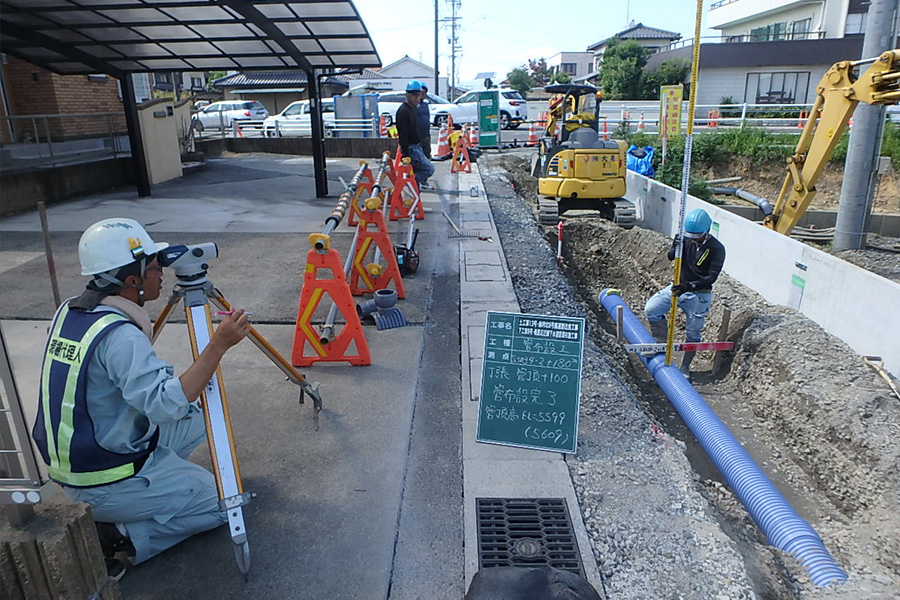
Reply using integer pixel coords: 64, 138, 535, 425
154, 244, 323, 577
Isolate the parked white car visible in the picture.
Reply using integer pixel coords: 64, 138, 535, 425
192, 100, 268, 132
453, 88, 529, 129
262, 98, 335, 137
376, 91, 473, 128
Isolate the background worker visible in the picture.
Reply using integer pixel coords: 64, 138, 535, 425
395, 79, 435, 190
31, 218, 250, 577
644, 208, 726, 380
417, 83, 432, 159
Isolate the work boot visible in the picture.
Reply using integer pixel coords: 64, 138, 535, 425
679, 351, 697, 381
648, 320, 668, 343
95, 522, 135, 558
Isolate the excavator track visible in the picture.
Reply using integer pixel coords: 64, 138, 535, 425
538, 197, 559, 225
612, 200, 636, 229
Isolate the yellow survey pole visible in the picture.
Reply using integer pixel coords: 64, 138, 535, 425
666, 0, 705, 366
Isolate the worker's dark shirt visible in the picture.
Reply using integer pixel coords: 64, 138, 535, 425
668, 235, 726, 292
395, 101, 421, 155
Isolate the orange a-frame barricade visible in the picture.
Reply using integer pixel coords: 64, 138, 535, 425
348, 208, 406, 298
388, 159, 425, 221
450, 127, 472, 173
347, 165, 375, 227
291, 246, 371, 366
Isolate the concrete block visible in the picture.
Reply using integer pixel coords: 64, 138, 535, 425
0, 502, 121, 600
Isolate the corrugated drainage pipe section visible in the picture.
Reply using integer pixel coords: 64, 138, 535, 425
599, 289, 848, 587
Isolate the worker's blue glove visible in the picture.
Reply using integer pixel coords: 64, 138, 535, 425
672, 282, 694, 296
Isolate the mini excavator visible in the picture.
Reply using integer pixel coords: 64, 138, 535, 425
531, 83, 636, 227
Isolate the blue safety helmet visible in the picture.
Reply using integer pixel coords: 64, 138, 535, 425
684, 208, 712, 238
406, 80, 423, 92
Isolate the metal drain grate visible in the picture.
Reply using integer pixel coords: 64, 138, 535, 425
476, 498, 584, 577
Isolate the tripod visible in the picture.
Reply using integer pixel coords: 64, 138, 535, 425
152, 263, 323, 578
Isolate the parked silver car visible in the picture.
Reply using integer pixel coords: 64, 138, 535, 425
192, 100, 268, 132
453, 88, 528, 129
262, 98, 336, 137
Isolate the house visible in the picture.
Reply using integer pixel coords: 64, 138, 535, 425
546, 52, 594, 81
587, 22, 682, 72
647, 0, 890, 105
151, 72, 208, 99
211, 71, 349, 115
361, 55, 450, 98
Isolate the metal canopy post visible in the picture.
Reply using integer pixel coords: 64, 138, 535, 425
122, 75, 152, 198
309, 70, 329, 198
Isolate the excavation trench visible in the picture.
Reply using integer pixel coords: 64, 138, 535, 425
478, 151, 900, 600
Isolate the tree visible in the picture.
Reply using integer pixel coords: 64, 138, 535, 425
599, 39, 650, 100
550, 72, 572, 84
527, 58, 552, 87
506, 67, 534, 98
206, 70, 227, 91
641, 59, 690, 99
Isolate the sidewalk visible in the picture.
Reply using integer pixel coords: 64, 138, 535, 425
0, 152, 600, 598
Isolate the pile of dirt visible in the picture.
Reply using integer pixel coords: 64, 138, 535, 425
487, 152, 900, 597
699, 160, 900, 214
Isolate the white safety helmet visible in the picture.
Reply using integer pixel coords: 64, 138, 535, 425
78, 218, 169, 276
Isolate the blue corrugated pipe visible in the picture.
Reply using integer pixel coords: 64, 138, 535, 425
599, 289, 848, 587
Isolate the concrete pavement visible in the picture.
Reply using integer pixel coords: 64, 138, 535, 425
1, 151, 600, 598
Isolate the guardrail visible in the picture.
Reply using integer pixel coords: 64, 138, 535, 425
0, 112, 129, 174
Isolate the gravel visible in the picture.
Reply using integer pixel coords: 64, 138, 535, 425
477, 150, 900, 600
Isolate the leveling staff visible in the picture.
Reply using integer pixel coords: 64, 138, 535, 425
31, 218, 250, 578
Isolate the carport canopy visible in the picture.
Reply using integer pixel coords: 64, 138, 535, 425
0, 0, 382, 199
0, 0, 381, 76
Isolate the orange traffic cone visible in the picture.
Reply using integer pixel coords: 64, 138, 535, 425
468, 124, 479, 147
434, 121, 451, 160
637, 112, 645, 132
525, 120, 539, 146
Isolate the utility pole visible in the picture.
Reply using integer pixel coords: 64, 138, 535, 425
834, 0, 899, 250
448, 0, 461, 99
434, 0, 439, 96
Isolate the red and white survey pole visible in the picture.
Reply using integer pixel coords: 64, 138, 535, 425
556, 221, 563, 267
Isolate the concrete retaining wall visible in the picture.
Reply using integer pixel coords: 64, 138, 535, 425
0, 158, 134, 216
197, 136, 398, 158
626, 171, 900, 377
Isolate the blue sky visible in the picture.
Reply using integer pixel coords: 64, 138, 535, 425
354, 0, 715, 88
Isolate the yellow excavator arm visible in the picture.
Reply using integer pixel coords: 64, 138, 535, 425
764, 49, 900, 235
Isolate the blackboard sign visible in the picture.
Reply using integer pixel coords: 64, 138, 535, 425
476, 311, 585, 453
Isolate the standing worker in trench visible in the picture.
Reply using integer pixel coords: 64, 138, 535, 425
644, 208, 726, 380
31, 218, 250, 579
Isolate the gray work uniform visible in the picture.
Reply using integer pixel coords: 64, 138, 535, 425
60, 306, 225, 563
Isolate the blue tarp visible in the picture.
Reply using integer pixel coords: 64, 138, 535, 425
626, 145, 655, 177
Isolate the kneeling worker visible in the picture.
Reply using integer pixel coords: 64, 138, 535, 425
31, 218, 250, 577
644, 208, 726, 379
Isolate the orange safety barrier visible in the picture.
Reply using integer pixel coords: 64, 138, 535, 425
451, 126, 472, 173
388, 159, 425, 221
291, 247, 371, 366
434, 121, 451, 159
347, 165, 375, 227
348, 207, 406, 298
525, 120, 540, 146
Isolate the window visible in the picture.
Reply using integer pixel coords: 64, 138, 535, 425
845, 13, 867, 35
502, 91, 524, 100
560, 62, 577, 74
156, 73, 170, 84
745, 71, 810, 104
191, 77, 203, 89
284, 103, 306, 116
790, 18, 811, 40
749, 22, 788, 42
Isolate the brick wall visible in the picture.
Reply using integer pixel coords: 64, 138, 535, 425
3, 57, 126, 141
